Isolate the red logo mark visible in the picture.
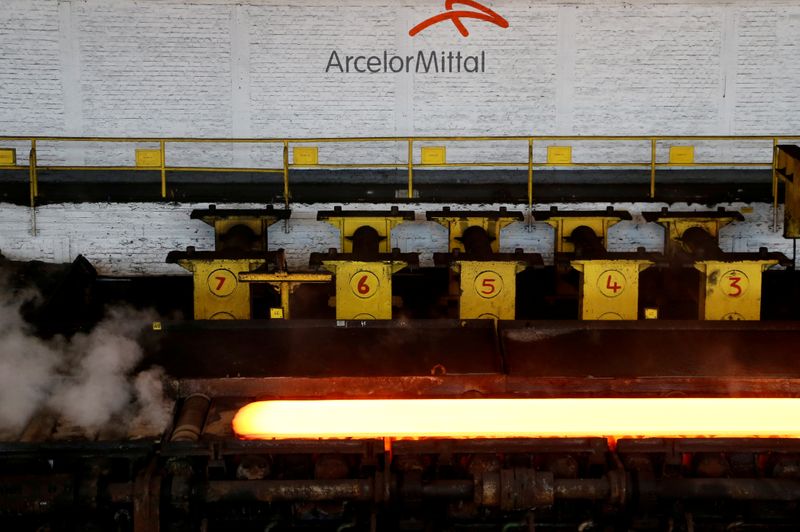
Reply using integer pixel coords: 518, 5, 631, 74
409, 0, 509, 37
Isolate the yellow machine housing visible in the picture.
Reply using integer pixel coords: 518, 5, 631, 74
321, 260, 408, 320
776, 145, 800, 238
168, 253, 277, 320
694, 260, 778, 320
643, 209, 787, 320
454, 260, 528, 320
572, 259, 654, 320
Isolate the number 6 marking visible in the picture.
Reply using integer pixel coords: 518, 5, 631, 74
350, 271, 379, 299
357, 275, 370, 295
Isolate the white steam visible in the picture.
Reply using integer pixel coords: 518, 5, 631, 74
0, 282, 171, 438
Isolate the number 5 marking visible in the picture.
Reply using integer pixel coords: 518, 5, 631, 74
480, 277, 496, 295
474, 271, 503, 299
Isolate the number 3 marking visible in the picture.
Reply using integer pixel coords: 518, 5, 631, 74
721, 270, 748, 298
728, 276, 742, 297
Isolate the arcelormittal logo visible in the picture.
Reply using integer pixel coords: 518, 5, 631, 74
409, 0, 509, 37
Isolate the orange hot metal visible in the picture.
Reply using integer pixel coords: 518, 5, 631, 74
232, 398, 800, 440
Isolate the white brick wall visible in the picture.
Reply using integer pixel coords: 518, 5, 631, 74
0, 201, 789, 276
0, 0, 797, 273
0, 0, 798, 166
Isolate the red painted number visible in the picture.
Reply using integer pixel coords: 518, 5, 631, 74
357, 275, 370, 295
606, 275, 622, 293
480, 278, 496, 295
215, 276, 226, 291
728, 276, 742, 297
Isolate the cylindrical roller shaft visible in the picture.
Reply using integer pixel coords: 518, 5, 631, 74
641, 478, 800, 501
170, 394, 211, 442
201, 479, 375, 502
554, 478, 611, 500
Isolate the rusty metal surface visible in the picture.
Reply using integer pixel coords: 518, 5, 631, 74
151, 319, 800, 398
502, 321, 800, 378
149, 320, 501, 378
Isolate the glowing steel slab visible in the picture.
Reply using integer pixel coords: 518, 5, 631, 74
232, 398, 800, 440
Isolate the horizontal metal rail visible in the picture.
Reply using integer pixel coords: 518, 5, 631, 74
1, 135, 798, 214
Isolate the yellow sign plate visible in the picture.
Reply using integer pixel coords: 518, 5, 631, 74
270, 307, 285, 319
547, 146, 572, 165
421, 146, 446, 165
293, 146, 318, 165
135, 149, 162, 167
669, 146, 694, 165
0, 148, 16, 166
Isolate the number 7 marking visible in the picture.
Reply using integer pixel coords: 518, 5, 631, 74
215, 276, 226, 291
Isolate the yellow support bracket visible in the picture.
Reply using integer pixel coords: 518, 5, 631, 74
642, 209, 743, 258
426, 208, 524, 253
191, 206, 291, 252
318, 208, 414, 254
532, 209, 632, 254
238, 271, 332, 319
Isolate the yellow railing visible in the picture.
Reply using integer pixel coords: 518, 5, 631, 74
1, 135, 799, 213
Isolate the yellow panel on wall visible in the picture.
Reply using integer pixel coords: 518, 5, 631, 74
135, 149, 162, 167
293, 146, 319, 165
0, 148, 17, 166
547, 146, 572, 165
669, 146, 695, 165
421, 146, 446, 165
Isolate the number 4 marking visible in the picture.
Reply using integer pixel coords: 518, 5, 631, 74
606, 275, 622, 293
